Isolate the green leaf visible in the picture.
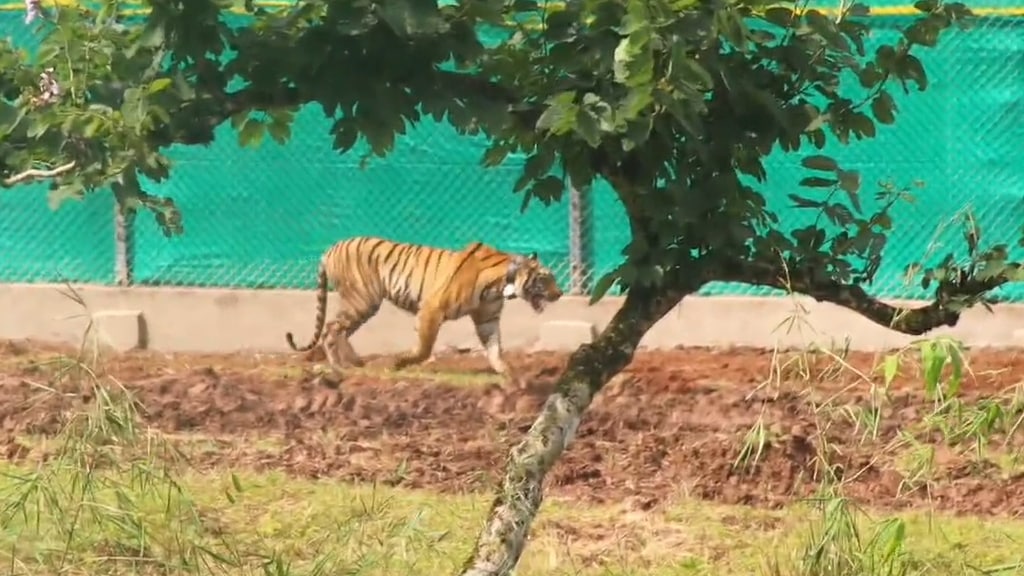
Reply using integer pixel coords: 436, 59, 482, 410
574, 108, 602, 147
482, 143, 511, 168
35, 44, 61, 65
621, 117, 653, 151
617, 87, 653, 123
589, 271, 619, 304
837, 170, 861, 194
527, 175, 565, 204
962, 211, 981, 256
0, 101, 26, 136
267, 119, 292, 145
670, 50, 713, 91
860, 64, 884, 89
805, 111, 828, 133
230, 112, 249, 131
83, 116, 104, 138
147, 78, 173, 95
847, 112, 877, 139
847, 3, 871, 17
613, 30, 654, 88
715, 8, 748, 51
377, 0, 449, 36
535, 92, 578, 135
26, 119, 48, 140
47, 181, 86, 210
903, 19, 942, 47
122, 88, 146, 129
238, 118, 266, 148
837, 170, 862, 212
788, 194, 823, 209
804, 10, 850, 54
870, 91, 897, 124
522, 149, 555, 181
137, 22, 166, 49
332, 120, 360, 152
762, 6, 795, 28
801, 155, 839, 172
800, 177, 838, 188
898, 54, 929, 91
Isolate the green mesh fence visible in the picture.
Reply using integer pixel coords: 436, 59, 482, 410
1, 2, 1023, 300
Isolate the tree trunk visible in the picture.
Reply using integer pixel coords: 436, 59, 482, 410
458, 284, 688, 576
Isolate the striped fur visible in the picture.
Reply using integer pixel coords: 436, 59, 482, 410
285, 236, 562, 377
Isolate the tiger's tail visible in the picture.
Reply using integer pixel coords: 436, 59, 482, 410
286, 259, 329, 352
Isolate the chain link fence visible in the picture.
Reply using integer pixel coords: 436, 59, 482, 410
2, 4, 1023, 300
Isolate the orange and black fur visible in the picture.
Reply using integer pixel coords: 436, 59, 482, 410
285, 236, 563, 377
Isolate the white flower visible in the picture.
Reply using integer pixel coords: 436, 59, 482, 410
37, 67, 61, 104
24, 0, 42, 24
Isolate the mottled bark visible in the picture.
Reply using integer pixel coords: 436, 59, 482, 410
458, 283, 688, 576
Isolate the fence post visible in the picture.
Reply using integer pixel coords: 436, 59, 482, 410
567, 184, 591, 295
114, 204, 134, 286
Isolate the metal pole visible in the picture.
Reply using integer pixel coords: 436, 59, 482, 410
114, 204, 133, 286
567, 185, 589, 295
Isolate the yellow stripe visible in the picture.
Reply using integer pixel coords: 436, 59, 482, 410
0, 1, 1021, 17
541, 2, 1024, 16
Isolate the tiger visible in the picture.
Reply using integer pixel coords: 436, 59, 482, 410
285, 236, 563, 379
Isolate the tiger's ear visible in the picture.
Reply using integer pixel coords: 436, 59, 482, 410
527, 251, 538, 261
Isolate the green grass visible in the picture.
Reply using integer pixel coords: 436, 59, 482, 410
3, 460, 1024, 576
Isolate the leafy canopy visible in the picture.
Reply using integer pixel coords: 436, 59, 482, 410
1, 0, 1021, 326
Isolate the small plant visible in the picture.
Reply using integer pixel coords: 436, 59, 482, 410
0, 286, 374, 576
892, 432, 937, 498
0, 287, 243, 574
734, 414, 773, 474
763, 482, 915, 576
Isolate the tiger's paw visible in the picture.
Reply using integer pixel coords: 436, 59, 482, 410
312, 372, 342, 390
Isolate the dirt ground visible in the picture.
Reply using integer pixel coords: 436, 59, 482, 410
2, 338, 1024, 517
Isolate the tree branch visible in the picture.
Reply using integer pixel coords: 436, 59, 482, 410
153, 85, 303, 147
1, 161, 77, 188
709, 258, 1017, 336
459, 281, 693, 576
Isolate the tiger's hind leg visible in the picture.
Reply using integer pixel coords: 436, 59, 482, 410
392, 307, 443, 371
320, 302, 377, 376
320, 319, 364, 370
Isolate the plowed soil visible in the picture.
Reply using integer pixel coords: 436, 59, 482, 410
3, 338, 1024, 517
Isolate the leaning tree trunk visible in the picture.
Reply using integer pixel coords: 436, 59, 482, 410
458, 284, 688, 576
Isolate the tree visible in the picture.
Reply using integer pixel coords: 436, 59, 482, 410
2, 0, 1020, 575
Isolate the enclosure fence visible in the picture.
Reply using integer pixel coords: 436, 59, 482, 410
2, 1, 1024, 300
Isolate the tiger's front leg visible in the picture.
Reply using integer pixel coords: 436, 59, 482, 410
471, 311, 511, 378
392, 308, 443, 371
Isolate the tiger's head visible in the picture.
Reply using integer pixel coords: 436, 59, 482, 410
504, 252, 563, 313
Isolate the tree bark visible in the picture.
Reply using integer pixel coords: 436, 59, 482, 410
458, 283, 688, 576
712, 258, 1006, 335
1, 160, 76, 187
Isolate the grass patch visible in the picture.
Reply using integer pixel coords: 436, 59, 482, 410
2, 460, 1024, 576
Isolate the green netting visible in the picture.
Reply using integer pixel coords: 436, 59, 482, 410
586, 9, 1024, 299
0, 182, 115, 284
2, 3, 1023, 301
131, 106, 570, 289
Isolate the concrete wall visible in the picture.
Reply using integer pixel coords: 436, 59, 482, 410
2, 283, 1024, 354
